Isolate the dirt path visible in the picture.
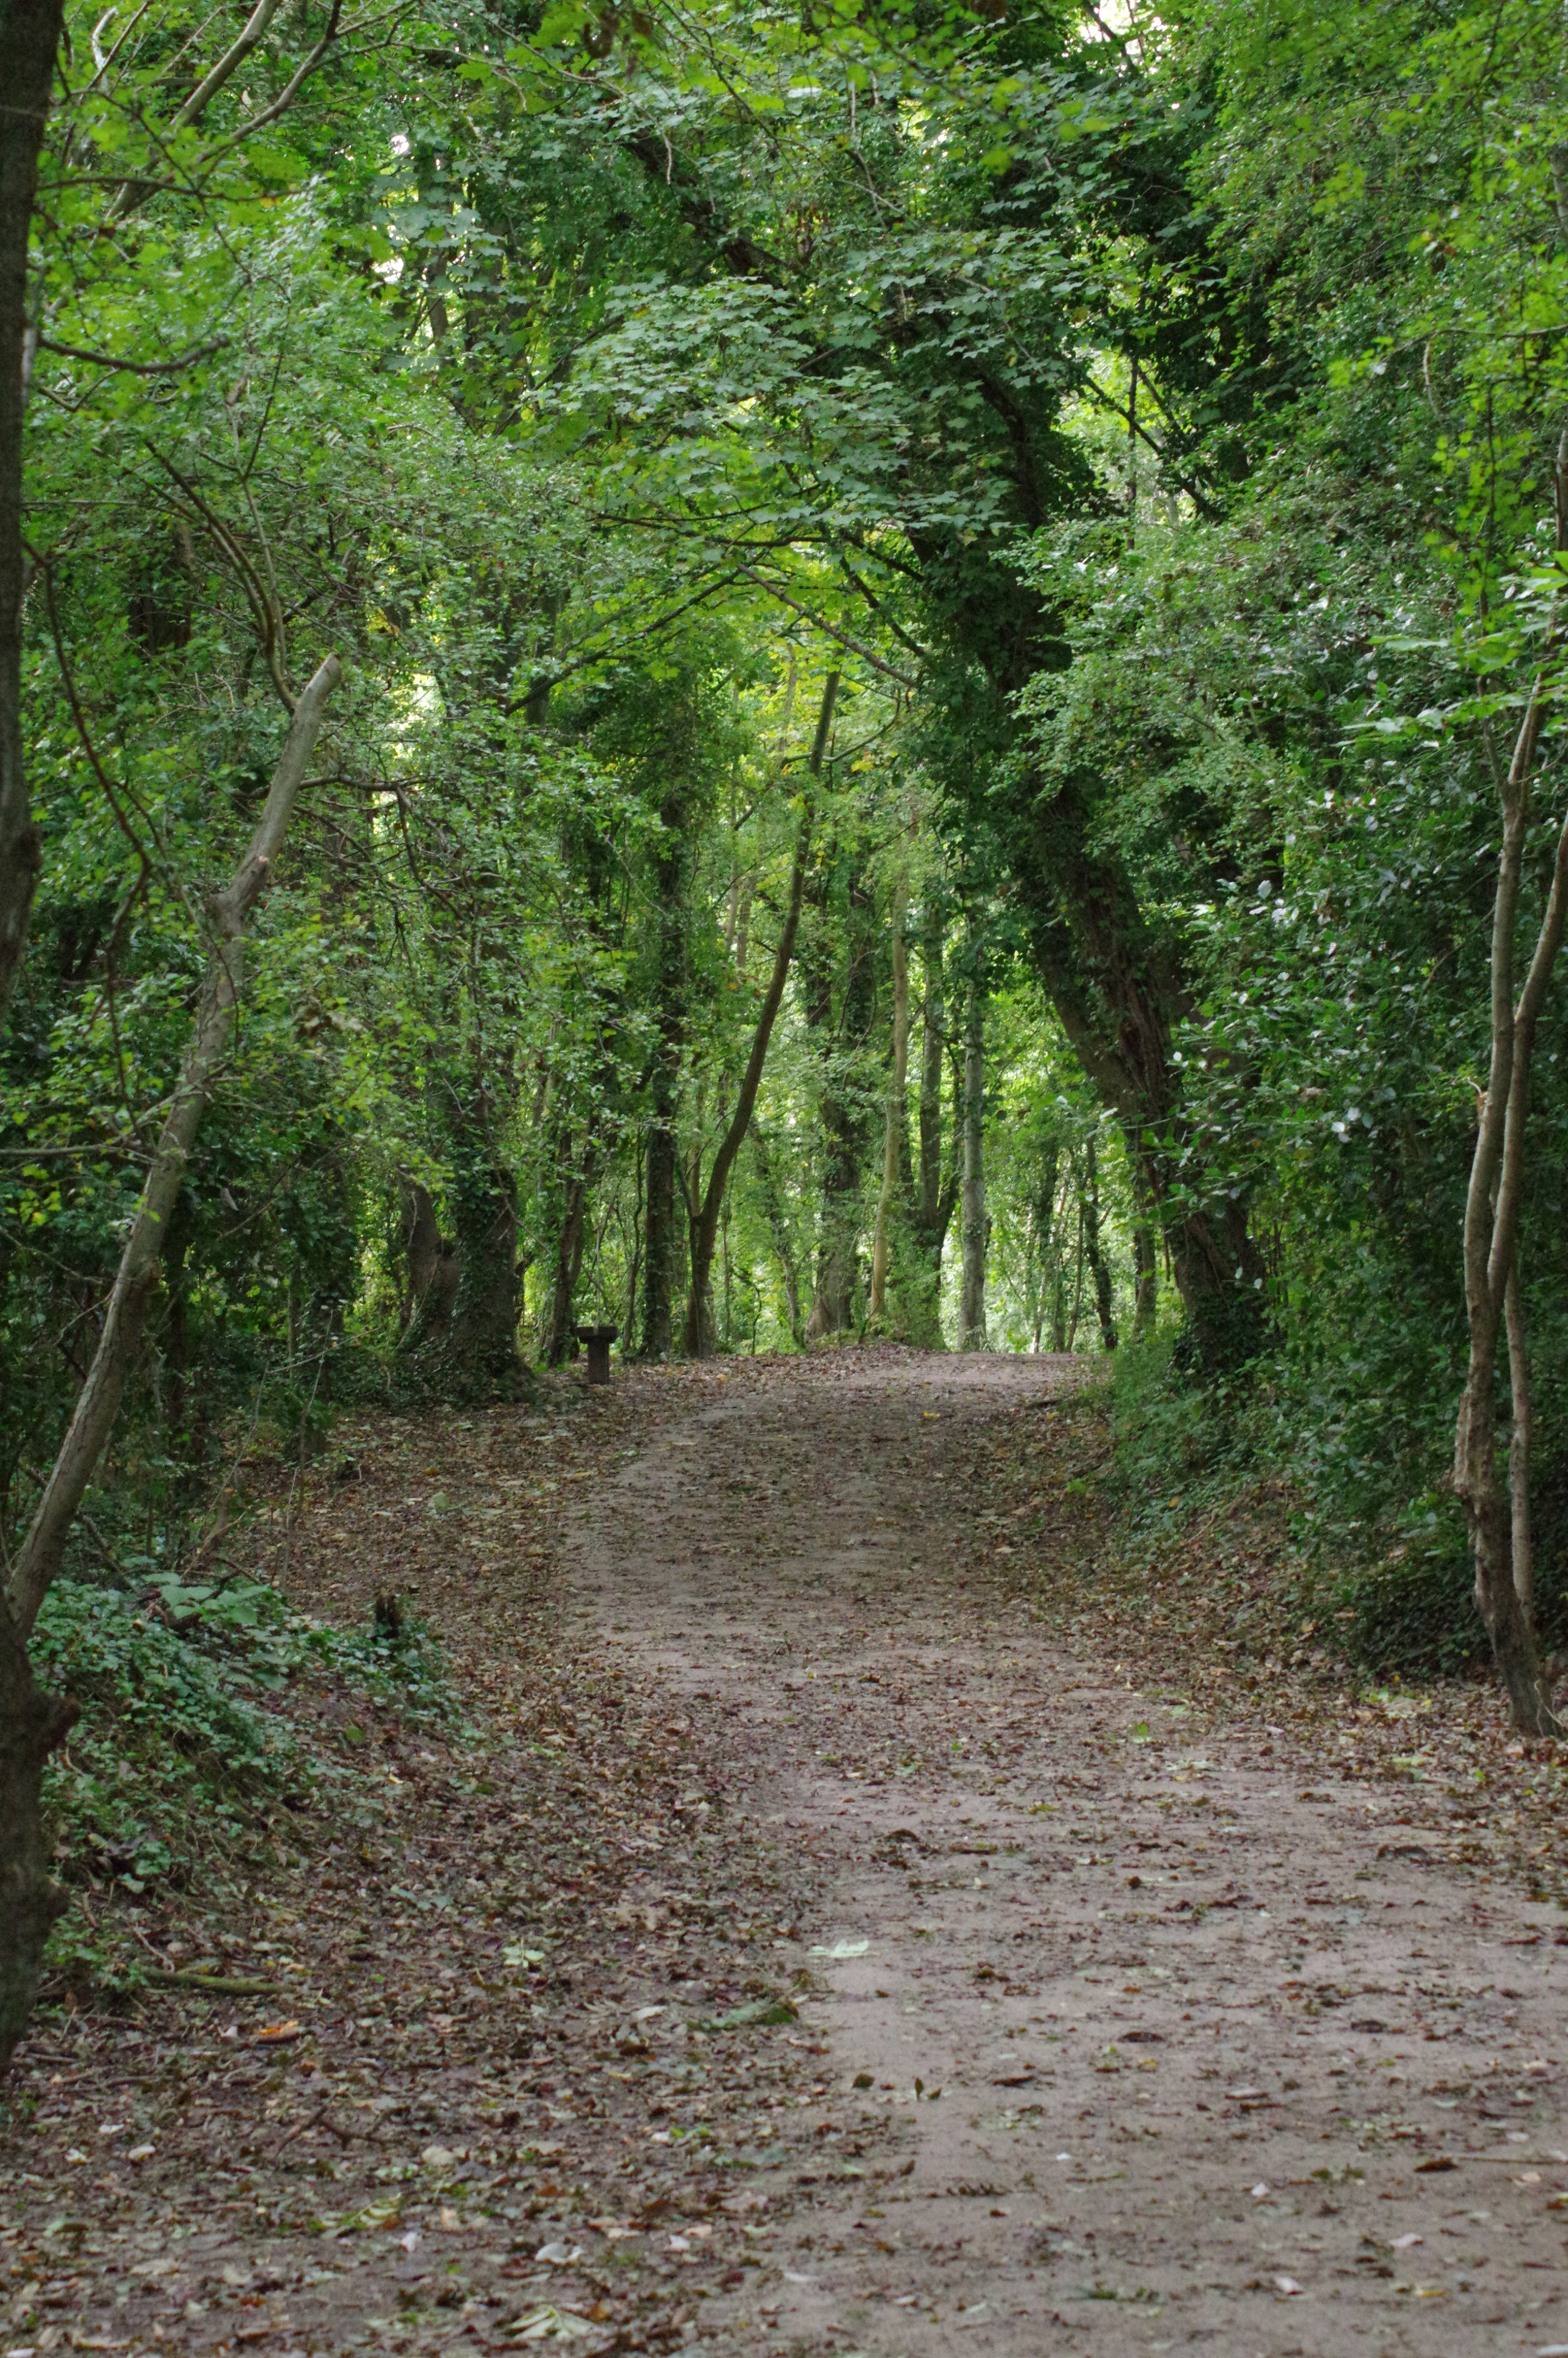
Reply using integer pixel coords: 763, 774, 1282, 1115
8, 1349, 1568, 2358
577, 1350, 1568, 2355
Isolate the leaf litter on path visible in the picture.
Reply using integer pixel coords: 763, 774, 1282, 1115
6, 1347, 1568, 2356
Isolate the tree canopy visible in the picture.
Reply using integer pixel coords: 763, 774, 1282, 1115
5, 0, 1568, 2051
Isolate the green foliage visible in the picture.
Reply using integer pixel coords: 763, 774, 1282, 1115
32, 1570, 450, 1991
14, 0, 1568, 1712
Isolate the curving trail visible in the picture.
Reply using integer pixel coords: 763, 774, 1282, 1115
576, 1350, 1568, 2356
8, 1350, 1568, 2358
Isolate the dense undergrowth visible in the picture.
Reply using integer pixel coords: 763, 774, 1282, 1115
33, 1560, 454, 2001
1103, 1325, 1568, 1685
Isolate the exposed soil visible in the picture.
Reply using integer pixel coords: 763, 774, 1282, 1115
6, 1348, 1568, 2356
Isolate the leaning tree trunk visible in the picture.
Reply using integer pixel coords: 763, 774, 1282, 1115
959, 959, 987, 1350
0, 0, 65, 1032
0, 656, 339, 2070
1016, 775, 1269, 1369
1453, 483, 1568, 1734
685, 677, 835, 1356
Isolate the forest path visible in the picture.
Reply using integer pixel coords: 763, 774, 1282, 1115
576, 1349, 1568, 2357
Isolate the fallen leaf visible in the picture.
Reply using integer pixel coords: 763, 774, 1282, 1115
508, 2309, 596, 2343
694, 1997, 796, 2029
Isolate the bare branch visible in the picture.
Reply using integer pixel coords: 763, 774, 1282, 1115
38, 333, 226, 374
740, 569, 919, 688
172, 0, 288, 132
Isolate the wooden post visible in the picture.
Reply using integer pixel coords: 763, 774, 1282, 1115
575, 1323, 619, 1384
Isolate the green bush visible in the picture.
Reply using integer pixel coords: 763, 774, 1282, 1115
31, 1571, 453, 1994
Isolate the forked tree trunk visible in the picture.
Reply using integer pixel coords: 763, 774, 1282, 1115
1453, 474, 1568, 1733
685, 678, 835, 1356
959, 961, 986, 1350
0, 655, 339, 2070
869, 868, 908, 1321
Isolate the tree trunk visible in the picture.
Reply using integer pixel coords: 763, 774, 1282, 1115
1083, 1136, 1119, 1351
642, 1122, 678, 1359
870, 869, 908, 1321
1014, 776, 1269, 1368
1, 655, 338, 2070
640, 782, 688, 1360
541, 1115, 600, 1368
1131, 1161, 1158, 1337
0, 1612, 76, 2075
446, 1152, 519, 1377
684, 677, 835, 1357
1452, 502, 1568, 1733
623, 1153, 643, 1350
959, 961, 987, 1350
1025, 1143, 1060, 1354
803, 849, 876, 1341
396, 1176, 449, 1334
917, 900, 945, 1241
544, 1154, 592, 1368
897, 899, 957, 1345
751, 1118, 804, 1347
0, 0, 64, 1033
